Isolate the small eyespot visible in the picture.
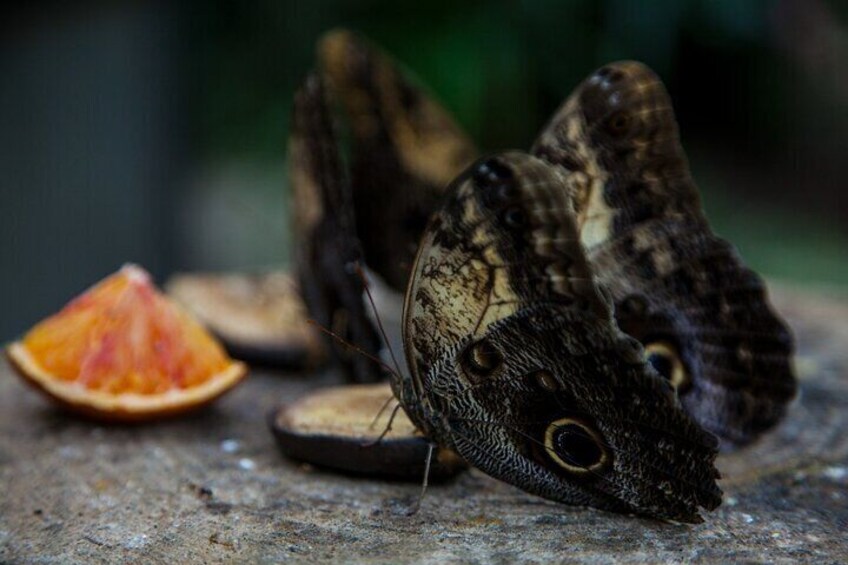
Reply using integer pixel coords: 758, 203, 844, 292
502, 206, 527, 229
645, 341, 690, 392
606, 111, 631, 136
461, 339, 502, 379
545, 418, 609, 473
532, 370, 559, 392
473, 158, 513, 188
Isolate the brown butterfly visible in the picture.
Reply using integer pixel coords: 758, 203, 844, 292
399, 151, 723, 522
289, 31, 795, 522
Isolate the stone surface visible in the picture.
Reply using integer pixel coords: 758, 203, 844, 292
1, 285, 846, 563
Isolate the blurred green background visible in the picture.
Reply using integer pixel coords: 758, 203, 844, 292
1, 0, 847, 340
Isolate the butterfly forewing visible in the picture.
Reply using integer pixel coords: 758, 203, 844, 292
401, 152, 610, 398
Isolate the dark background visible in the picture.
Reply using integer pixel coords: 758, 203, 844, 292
1, 0, 847, 341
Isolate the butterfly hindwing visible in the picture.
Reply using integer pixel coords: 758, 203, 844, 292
532, 62, 796, 445
400, 152, 722, 522
319, 29, 478, 290
290, 31, 478, 382
289, 73, 383, 383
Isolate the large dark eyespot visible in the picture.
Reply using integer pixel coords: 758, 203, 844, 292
502, 206, 527, 229
645, 341, 690, 392
461, 339, 502, 378
545, 418, 609, 473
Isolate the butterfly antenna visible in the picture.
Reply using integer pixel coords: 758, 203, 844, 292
353, 262, 410, 446
405, 442, 435, 516
353, 262, 405, 379
307, 317, 403, 448
311, 263, 407, 448
307, 319, 400, 379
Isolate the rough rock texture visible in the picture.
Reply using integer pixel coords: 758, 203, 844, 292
0, 285, 846, 563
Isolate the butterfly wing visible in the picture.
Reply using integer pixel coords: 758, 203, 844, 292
289, 73, 383, 383
290, 31, 477, 382
532, 62, 796, 446
319, 29, 478, 290
401, 152, 721, 522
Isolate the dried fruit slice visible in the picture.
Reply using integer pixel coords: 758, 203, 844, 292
6, 264, 247, 421
166, 271, 325, 370
270, 383, 466, 481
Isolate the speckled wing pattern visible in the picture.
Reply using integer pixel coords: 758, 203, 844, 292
289, 73, 382, 383
289, 30, 478, 382
400, 152, 722, 523
319, 29, 478, 290
532, 61, 796, 446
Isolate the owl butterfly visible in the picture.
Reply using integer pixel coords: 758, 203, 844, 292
290, 30, 477, 382
400, 151, 722, 522
291, 31, 795, 521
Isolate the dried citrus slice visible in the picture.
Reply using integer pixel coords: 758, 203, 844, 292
5, 264, 247, 421
166, 271, 325, 370
270, 383, 467, 481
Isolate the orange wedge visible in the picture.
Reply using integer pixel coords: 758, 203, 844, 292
5, 264, 247, 421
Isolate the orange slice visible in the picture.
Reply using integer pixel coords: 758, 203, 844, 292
5, 264, 247, 421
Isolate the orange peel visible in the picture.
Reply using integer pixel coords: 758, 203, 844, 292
5, 264, 247, 421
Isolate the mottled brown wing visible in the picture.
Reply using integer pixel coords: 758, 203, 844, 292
290, 31, 478, 382
401, 152, 721, 522
319, 29, 479, 290
289, 73, 382, 383
532, 61, 796, 446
